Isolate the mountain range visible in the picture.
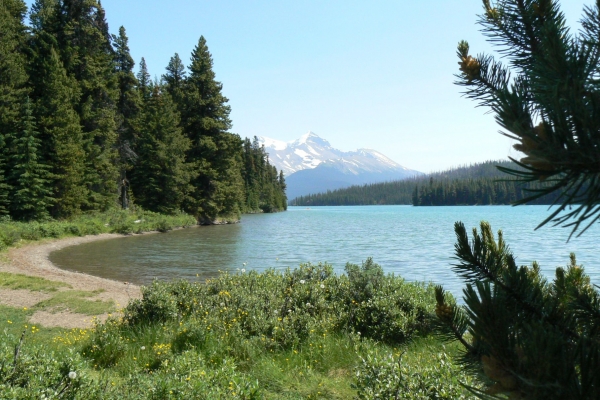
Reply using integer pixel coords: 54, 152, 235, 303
257, 132, 422, 200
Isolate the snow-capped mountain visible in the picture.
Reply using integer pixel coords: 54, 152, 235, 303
258, 132, 343, 175
257, 132, 422, 200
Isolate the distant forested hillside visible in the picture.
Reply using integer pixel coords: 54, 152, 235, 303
0, 0, 285, 223
291, 160, 561, 206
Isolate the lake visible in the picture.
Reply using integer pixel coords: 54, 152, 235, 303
50, 205, 599, 297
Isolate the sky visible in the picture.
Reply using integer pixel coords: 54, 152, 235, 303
24, 0, 590, 173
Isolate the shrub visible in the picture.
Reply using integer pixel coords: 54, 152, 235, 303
343, 258, 435, 343
155, 218, 172, 233
83, 318, 126, 368
124, 281, 179, 325
122, 262, 436, 350
353, 345, 477, 400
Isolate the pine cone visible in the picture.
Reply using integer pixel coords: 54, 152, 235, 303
435, 304, 453, 321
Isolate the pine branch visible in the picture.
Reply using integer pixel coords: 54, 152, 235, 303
453, 221, 580, 341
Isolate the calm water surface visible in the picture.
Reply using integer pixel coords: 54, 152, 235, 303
50, 206, 599, 297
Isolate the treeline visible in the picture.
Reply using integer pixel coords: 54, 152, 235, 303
291, 160, 560, 206
0, 0, 285, 223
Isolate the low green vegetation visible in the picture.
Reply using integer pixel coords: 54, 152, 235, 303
35, 290, 115, 316
0, 208, 197, 251
0, 261, 483, 399
0, 272, 70, 292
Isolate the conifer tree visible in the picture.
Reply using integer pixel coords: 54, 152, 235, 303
113, 26, 140, 208
163, 53, 186, 107
53, 0, 119, 211
180, 36, 244, 221
29, 1, 87, 218
113, 26, 140, 144
0, 0, 29, 215
0, 0, 28, 132
132, 86, 193, 214
434, 1, 600, 398
278, 170, 288, 210
6, 98, 53, 220
137, 57, 151, 102
241, 137, 287, 212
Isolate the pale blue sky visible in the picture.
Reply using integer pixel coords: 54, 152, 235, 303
25, 0, 589, 172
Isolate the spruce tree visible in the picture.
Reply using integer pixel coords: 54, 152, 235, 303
113, 26, 141, 208
29, 1, 87, 218
278, 170, 288, 210
0, 0, 29, 215
132, 86, 193, 214
434, 1, 600, 398
53, 0, 119, 211
6, 98, 53, 220
137, 57, 151, 102
162, 53, 186, 107
113, 26, 140, 145
181, 36, 244, 222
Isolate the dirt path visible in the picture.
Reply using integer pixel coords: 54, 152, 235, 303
0, 234, 142, 328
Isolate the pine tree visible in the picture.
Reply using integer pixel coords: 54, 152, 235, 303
53, 0, 119, 211
434, 1, 600, 398
162, 53, 186, 107
278, 170, 288, 210
180, 36, 244, 222
6, 98, 53, 220
132, 86, 193, 214
113, 26, 140, 144
137, 57, 151, 102
113, 26, 141, 208
0, 0, 29, 215
29, 0, 87, 218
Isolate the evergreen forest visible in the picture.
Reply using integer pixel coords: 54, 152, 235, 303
291, 160, 561, 206
0, 0, 286, 224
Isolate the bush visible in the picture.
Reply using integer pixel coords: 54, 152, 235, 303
124, 281, 180, 325
344, 258, 435, 343
83, 318, 126, 368
353, 344, 478, 400
122, 262, 436, 350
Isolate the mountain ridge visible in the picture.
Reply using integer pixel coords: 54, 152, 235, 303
257, 132, 422, 199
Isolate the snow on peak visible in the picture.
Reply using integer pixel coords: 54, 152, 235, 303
297, 131, 317, 143
357, 148, 403, 168
259, 136, 288, 151
255, 132, 414, 176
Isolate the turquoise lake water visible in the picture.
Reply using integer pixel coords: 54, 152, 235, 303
50, 205, 599, 297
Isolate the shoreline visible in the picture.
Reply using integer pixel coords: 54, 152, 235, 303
0, 232, 147, 328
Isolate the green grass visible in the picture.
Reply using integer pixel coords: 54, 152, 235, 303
0, 271, 71, 292
0, 304, 68, 344
0, 208, 198, 251
35, 289, 115, 315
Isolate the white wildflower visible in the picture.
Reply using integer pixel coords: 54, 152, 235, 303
299, 280, 305, 284
140, 346, 146, 350
241, 269, 246, 273
68, 371, 77, 380
320, 284, 325, 289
